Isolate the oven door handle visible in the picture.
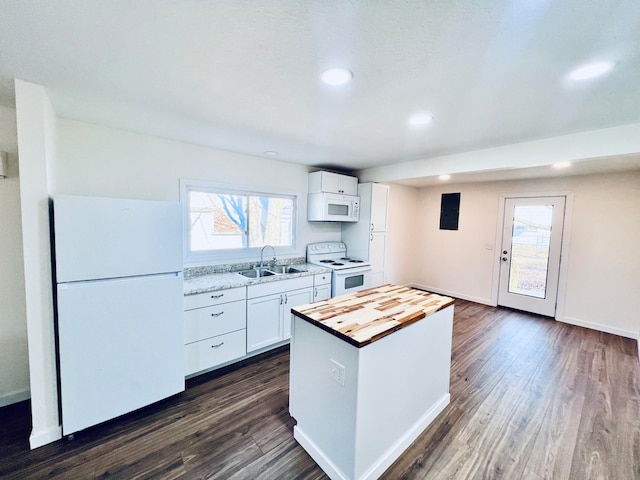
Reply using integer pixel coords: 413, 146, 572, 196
334, 265, 372, 275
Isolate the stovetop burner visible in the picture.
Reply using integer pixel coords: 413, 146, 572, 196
306, 242, 372, 271
339, 257, 365, 263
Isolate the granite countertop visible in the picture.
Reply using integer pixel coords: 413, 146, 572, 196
183, 261, 332, 296
291, 284, 454, 348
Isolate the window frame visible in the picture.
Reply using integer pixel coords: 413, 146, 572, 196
180, 178, 300, 264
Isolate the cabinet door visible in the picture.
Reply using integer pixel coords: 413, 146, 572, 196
370, 183, 389, 232
370, 231, 386, 273
338, 175, 358, 196
283, 288, 314, 339
310, 171, 358, 195
371, 271, 385, 288
314, 283, 332, 302
247, 294, 282, 352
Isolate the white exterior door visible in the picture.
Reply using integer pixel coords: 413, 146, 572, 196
498, 196, 566, 317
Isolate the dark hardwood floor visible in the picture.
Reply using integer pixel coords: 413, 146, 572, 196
1, 300, 639, 479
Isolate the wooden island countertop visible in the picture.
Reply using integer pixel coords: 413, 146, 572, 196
291, 284, 454, 348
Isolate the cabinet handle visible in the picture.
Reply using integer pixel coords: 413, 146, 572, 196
371, 233, 373, 241
210, 311, 224, 317
284, 294, 288, 304
280, 295, 283, 305
210, 342, 224, 348
314, 287, 318, 297
210, 293, 224, 299
371, 223, 374, 231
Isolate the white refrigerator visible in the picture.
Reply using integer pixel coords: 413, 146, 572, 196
53, 194, 185, 436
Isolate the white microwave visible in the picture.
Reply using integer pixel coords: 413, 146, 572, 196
307, 193, 360, 222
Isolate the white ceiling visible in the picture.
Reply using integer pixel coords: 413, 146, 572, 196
1, 0, 639, 181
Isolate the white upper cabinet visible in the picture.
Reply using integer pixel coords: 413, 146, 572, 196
309, 171, 358, 196
370, 183, 389, 232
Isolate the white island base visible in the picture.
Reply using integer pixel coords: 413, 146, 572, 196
289, 304, 454, 480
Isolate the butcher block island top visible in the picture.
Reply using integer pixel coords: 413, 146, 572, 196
291, 284, 454, 348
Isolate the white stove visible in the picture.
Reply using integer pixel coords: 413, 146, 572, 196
307, 242, 372, 297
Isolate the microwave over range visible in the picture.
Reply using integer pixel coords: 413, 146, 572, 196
307, 192, 360, 222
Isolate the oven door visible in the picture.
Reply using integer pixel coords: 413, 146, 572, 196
332, 265, 372, 297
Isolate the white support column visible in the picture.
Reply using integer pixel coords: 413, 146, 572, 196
15, 79, 62, 448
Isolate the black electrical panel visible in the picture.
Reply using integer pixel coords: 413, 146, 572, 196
440, 193, 460, 230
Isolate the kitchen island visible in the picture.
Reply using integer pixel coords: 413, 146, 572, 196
289, 284, 454, 480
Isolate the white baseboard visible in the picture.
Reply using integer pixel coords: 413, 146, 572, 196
0, 388, 30, 408
294, 393, 450, 480
359, 393, 450, 480
406, 286, 640, 345
558, 316, 638, 340
294, 426, 350, 480
29, 424, 62, 449
408, 283, 495, 306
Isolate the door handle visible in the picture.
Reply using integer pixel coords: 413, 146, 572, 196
502, 257, 508, 262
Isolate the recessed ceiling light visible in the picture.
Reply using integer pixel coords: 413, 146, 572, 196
439, 174, 451, 181
408, 113, 434, 127
568, 61, 615, 81
553, 161, 572, 169
263, 150, 279, 156
321, 68, 353, 86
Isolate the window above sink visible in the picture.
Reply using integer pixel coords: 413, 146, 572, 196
180, 179, 300, 263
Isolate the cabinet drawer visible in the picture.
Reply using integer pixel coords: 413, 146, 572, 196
247, 275, 314, 299
184, 286, 246, 311
184, 329, 246, 376
314, 272, 331, 286
184, 300, 247, 344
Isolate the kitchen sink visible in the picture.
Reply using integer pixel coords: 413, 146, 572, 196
236, 265, 307, 278
237, 268, 277, 278
269, 265, 307, 274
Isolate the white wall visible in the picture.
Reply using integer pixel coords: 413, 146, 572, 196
0, 105, 30, 407
52, 118, 342, 264
411, 171, 640, 338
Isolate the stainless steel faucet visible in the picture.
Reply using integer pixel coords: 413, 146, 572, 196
260, 244, 277, 267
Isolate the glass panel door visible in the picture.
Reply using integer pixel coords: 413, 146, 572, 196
507, 205, 553, 299
498, 196, 566, 317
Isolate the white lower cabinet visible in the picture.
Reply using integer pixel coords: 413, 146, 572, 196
246, 293, 283, 352
247, 276, 314, 353
184, 330, 246, 375
183, 286, 247, 376
313, 272, 332, 302
282, 288, 315, 339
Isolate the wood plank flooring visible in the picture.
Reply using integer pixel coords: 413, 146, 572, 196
1, 300, 639, 479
